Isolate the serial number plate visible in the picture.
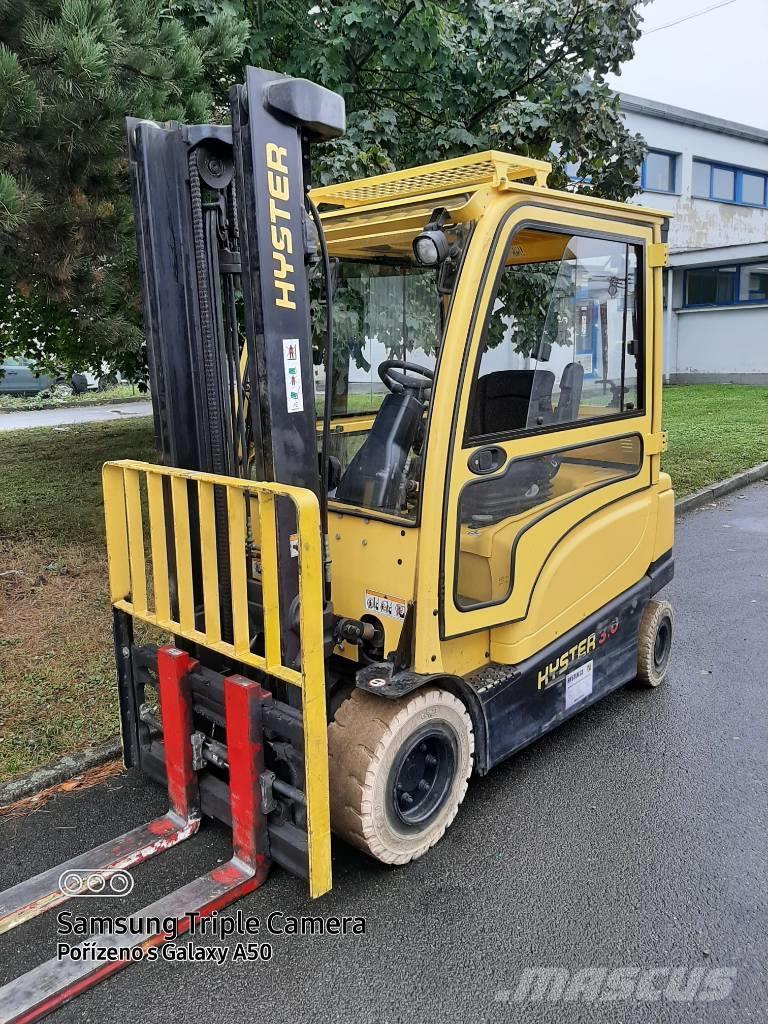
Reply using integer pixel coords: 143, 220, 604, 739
364, 590, 407, 621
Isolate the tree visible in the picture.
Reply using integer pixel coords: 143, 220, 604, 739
1, 0, 649, 376
0, 0, 248, 377
183, 0, 648, 195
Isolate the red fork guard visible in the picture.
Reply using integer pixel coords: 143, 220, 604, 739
0, 651, 271, 1024
0, 647, 201, 937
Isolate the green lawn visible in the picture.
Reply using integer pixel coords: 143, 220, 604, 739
0, 419, 156, 544
0, 420, 156, 781
1, 384, 766, 783
661, 384, 768, 496
0, 384, 142, 412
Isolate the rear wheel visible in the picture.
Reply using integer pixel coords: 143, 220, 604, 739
328, 687, 474, 864
636, 598, 673, 687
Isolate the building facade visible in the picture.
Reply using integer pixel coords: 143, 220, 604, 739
621, 94, 768, 384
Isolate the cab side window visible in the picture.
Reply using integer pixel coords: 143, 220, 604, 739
465, 229, 643, 443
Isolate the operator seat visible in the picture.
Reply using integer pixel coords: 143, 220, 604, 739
334, 391, 424, 513
554, 362, 584, 422
468, 369, 555, 437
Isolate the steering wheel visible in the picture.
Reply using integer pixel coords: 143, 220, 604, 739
378, 359, 435, 396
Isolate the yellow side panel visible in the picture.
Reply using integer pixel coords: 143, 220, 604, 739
490, 489, 657, 664
328, 511, 417, 657
440, 632, 491, 677
653, 474, 675, 560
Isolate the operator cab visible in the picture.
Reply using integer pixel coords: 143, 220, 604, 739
311, 197, 632, 529
310, 199, 469, 519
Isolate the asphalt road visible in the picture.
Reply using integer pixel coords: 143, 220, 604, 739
1, 483, 766, 1023
0, 401, 152, 431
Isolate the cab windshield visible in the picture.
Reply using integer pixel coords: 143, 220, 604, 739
320, 261, 440, 417
313, 223, 469, 519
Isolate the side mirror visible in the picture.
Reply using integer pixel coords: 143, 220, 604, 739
436, 257, 458, 295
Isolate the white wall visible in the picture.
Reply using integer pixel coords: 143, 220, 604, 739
675, 305, 768, 375
624, 110, 768, 253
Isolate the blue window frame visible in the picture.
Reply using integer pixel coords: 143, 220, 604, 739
640, 150, 678, 193
692, 159, 768, 207
684, 263, 768, 307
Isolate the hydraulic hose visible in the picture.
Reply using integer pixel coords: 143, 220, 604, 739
307, 194, 333, 599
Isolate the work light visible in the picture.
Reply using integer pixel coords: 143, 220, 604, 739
413, 229, 450, 266
413, 206, 453, 266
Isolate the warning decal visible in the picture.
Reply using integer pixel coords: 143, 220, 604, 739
283, 338, 304, 413
565, 659, 593, 710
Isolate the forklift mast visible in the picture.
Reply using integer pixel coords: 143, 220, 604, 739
127, 66, 344, 658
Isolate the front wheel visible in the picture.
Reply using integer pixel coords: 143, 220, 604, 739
328, 687, 474, 865
636, 599, 673, 687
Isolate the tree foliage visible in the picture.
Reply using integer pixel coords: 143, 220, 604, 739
0, 0, 648, 375
189, 0, 648, 193
0, 0, 247, 375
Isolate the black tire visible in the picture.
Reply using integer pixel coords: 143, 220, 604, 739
70, 373, 88, 394
636, 599, 673, 687
328, 687, 474, 864
98, 373, 118, 391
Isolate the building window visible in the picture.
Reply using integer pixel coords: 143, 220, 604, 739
685, 267, 737, 306
711, 166, 735, 201
740, 265, 768, 302
692, 159, 768, 207
641, 150, 677, 193
684, 263, 768, 307
742, 173, 767, 206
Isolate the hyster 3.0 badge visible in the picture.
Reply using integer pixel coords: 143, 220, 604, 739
537, 617, 621, 691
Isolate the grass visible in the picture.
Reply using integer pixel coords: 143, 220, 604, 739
0, 384, 766, 782
0, 419, 156, 781
661, 384, 768, 496
0, 384, 143, 412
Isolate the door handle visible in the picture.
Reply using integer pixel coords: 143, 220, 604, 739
468, 446, 505, 475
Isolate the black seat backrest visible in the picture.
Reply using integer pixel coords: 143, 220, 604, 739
469, 369, 555, 437
555, 362, 584, 422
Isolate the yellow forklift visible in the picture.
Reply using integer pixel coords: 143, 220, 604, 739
0, 66, 673, 1021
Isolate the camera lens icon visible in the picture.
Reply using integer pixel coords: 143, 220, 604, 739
58, 868, 134, 897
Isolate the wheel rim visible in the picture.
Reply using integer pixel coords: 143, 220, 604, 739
389, 724, 456, 828
653, 616, 672, 672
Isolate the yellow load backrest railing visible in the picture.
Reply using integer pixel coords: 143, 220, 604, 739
102, 459, 331, 898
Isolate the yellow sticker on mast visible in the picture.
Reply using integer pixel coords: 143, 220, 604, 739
265, 142, 296, 310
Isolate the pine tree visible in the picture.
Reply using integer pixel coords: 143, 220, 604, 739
0, 0, 247, 376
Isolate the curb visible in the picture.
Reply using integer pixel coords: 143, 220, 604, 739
0, 738, 122, 808
0, 395, 147, 415
674, 461, 768, 516
3, 462, 767, 806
